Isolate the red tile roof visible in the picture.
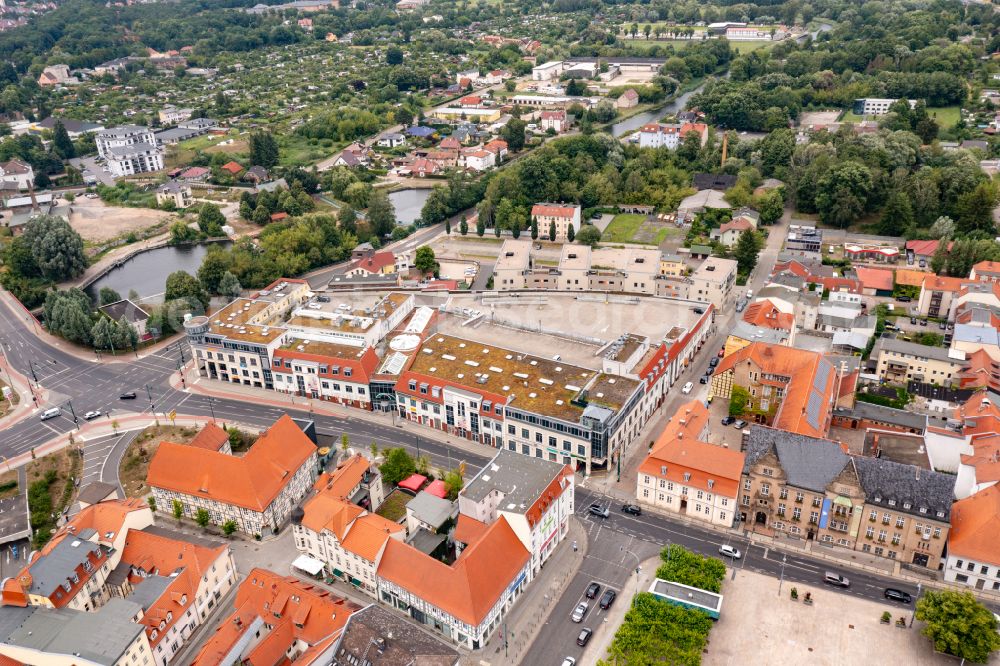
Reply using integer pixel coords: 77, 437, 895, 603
854, 266, 894, 292
188, 422, 230, 451
894, 269, 930, 287
439, 137, 461, 150
350, 251, 395, 274
922, 274, 966, 293
948, 485, 1000, 565
905, 239, 951, 257
973, 260, 1000, 276
531, 204, 577, 218
715, 343, 836, 438
454, 514, 490, 546
377, 516, 529, 626
220, 161, 243, 175
960, 434, 1000, 485
742, 300, 795, 331
959, 349, 1000, 391
192, 569, 361, 666
639, 400, 745, 498
180, 166, 210, 179
148, 415, 316, 512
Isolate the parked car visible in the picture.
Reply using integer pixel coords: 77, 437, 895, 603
576, 628, 593, 647
699, 376, 708, 384
571, 601, 589, 623
721, 416, 735, 426
681, 382, 694, 394
732, 419, 748, 429
910, 317, 917, 324
823, 571, 851, 588
588, 503, 610, 518
709, 357, 719, 367
692, 307, 705, 314
718, 348, 725, 357
83, 410, 101, 420
705, 366, 715, 376
919, 319, 927, 326
939, 322, 947, 330
585, 582, 601, 599
621, 504, 642, 516
562, 658, 576, 666
599, 589, 617, 610
719, 544, 742, 559
884, 588, 912, 603
119, 391, 137, 400
897, 296, 912, 303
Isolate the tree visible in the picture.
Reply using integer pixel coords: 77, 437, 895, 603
198, 203, 227, 235
930, 216, 955, 239
222, 519, 237, 537
147, 496, 156, 513
249, 130, 279, 168
511, 218, 522, 239
729, 385, 750, 417
367, 189, 397, 238
445, 218, 451, 235
530, 217, 539, 240
195, 508, 210, 529
21, 215, 87, 281
754, 189, 784, 225
414, 246, 438, 275
170, 220, 199, 244
172, 499, 184, 522
734, 229, 762, 276
548, 220, 557, 242
500, 118, 527, 152
476, 215, 485, 237
915, 590, 1000, 664
164, 270, 210, 312
52, 120, 75, 159
814, 162, 873, 228
954, 182, 997, 236
567, 224, 575, 243
656, 544, 727, 592
386, 46, 404, 65
197, 247, 231, 293
577, 225, 601, 247
44, 289, 93, 345
459, 217, 468, 235
877, 190, 915, 236
218, 271, 242, 299
443, 466, 465, 500
99, 287, 121, 306
379, 447, 416, 485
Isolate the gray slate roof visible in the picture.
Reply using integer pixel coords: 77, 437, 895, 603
332, 604, 459, 666
26, 536, 107, 595
743, 426, 848, 494
876, 337, 957, 363
853, 457, 954, 520
405, 491, 454, 529
461, 449, 566, 511
834, 402, 927, 432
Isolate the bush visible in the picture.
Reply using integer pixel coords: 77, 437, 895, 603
656, 544, 726, 593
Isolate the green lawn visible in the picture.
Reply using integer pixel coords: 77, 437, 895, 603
376, 489, 410, 522
633, 38, 775, 53
602, 214, 646, 243
841, 105, 960, 128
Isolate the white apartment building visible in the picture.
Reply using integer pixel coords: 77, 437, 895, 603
96, 126, 164, 177
689, 257, 738, 309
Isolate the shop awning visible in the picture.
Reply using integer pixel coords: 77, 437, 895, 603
292, 555, 324, 576
351, 577, 362, 587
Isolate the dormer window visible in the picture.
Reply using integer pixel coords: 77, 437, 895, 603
180, 594, 187, 605
903, 502, 911, 510
151, 630, 158, 641
159, 620, 166, 631
660, 466, 667, 476
683, 472, 691, 482
888, 500, 895, 506
707, 479, 715, 489
919, 507, 927, 514
936, 511, 945, 518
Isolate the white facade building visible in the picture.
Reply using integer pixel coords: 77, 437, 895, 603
96, 126, 164, 177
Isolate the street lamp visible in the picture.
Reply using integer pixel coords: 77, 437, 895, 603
208, 396, 217, 423
621, 546, 641, 598
777, 554, 787, 597
909, 582, 923, 627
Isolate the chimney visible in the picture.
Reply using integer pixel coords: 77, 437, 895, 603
28, 181, 38, 212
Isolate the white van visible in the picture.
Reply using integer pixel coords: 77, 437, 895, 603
681, 382, 694, 394
40, 407, 60, 421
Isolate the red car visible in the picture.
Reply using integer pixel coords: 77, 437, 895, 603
717, 349, 725, 358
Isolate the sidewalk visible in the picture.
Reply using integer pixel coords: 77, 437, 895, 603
482, 517, 590, 666
0, 354, 49, 427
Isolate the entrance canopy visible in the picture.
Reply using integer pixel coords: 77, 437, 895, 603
292, 554, 325, 576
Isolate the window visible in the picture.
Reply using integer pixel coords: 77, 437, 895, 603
778, 504, 786, 517
760, 483, 770, 496
812, 497, 821, 508
744, 479, 751, 490
792, 507, 801, 520
809, 511, 818, 524
866, 526, 874, 538
882, 513, 891, 525
982, 565, 990, 575
895, 517, 905, 528
779, 488, 788, 500
795, 492, 804, 503
878, 530, 887, 542
763, 468, 773, 477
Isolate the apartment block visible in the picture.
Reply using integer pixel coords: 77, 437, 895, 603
917, 275, 966, 319
873, 337, 965, 385
688, 257, 738, 309
493, 239, 533, 291
530, 203, 580, 241
95, 126, 164, 177
148, 415, 318, 536
272, 340, 380, 408
945, 485, 1000, 591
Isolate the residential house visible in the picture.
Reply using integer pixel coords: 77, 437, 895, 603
243, 165, 269, 183
688, 257, 738, 309
377, 132, 406, 148
191, 569, 362, 666
411, 158, 440, 178
107, 526, 237, 666
906, 239, 951, 266
329, 604, 459, 665
637, 400, 745, 527
710, 342, 837, 438
0, 160, 33, 190
32, 117, 105, 139
37, 64, 78, 87
741, 425, 953, 569
292, 455, 402, 593
944, 485, 1000, 591
917, 275, 966, 319
154, 181, 193, 209
98, 299, 151, 341
179, 166, 210, 182
157, 107, 193, 125
530, 203, 580, 241
638, 122, 708, 150
483, 138, 508, 162
954, 394, 1000, 499
660, 253, 685, 277
345, 251, 396, 277
219, 161, 243, 177
958, 349, 1000, 393
616, 89, 639, 109
854, 266, 894, 296
1, 499, 152, 611
710, 217, 753, 247
540, 110, 567, 133
460, 148, 495, 172
872, 337, 965, 385
457, 449, 575, 575
148, 415, 319, 536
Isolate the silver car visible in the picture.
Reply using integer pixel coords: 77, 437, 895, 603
571, 601, 589, 623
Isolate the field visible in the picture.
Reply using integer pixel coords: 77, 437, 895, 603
602, 213, 685, 245
69, 197, 172, 243
625, 37, 776, 53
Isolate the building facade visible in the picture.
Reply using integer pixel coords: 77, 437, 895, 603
688, 258, 737, 309
530, 203, 580, 241
96, 126, 164, 177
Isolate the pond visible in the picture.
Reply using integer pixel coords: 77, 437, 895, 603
85, 241, 231, 304
611, 86, 704, 137
388, 188, 432, 226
